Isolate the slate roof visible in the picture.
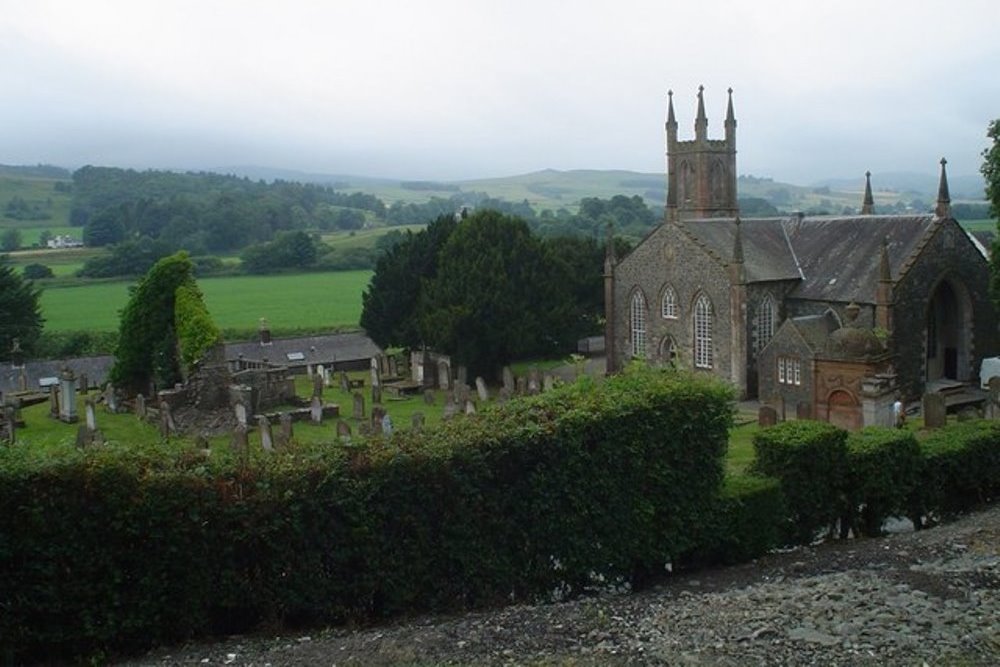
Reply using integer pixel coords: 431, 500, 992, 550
680, 214, 941, 303
786, 313, 840, 353
224, 331, 381, 366
0, 355, 114, 394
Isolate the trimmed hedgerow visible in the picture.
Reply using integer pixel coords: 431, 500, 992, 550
910, 420, 1000, 526
680, 473, 786, 566
751, 420, 848, 544
0, 366, 733, 663
843, 428, 921, 537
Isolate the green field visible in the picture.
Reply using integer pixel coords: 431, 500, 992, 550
5, 246, 105, 278
40, 270, 373, 332
320, 223, 426, 249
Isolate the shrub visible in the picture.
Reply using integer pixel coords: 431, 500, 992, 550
0, 366, 734, 663
22, 263, 54, 279
843, 428, 921, 536
751, 420, 847, 543
911, 420, 1000, 525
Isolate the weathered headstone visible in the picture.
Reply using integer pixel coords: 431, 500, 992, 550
105, 384, 119, 413
388, 356, 398, 378
159, 401, 174, 438
464, 399, 476, 415
49, 385, 59, 419
922, 393, 947, 428
85, 398, 97, 432
3, 405, 16, 444
423, 389, 435, 405
758, 405, 778, 427
371, 405, 386, 427
234, 401, 248, 427
353, 392, 365, 420
497, 387, 511, 404
988, 377, 1000, 420
310, 396, 323, 424
135, 393, 147, 419
358, 421, 372, 437
456, 365, 467, 387
340, 371, 350, 392
312, 373, 324, 398
316, 364, 325, 384
371, 357, 381, 389
543, 374, 555, 393
79, 373, 89, 393
336, 419, 352, 441
278, 412, 294, 447
502, 366, 515, 393
372, 383, 382, 405
381, 413, 393, 435
16, 367, 27, 392
475, 377, 489, 402
442, 397, 459, 420
231, 424, 249, 459
516, 376, 528, 396
527, 367, 541, 395
306, 363, 313, 377
454, 383, 470, 406
59, 368, 78, 423
410, 412, 425, 431
258, 415, 274, 451
75, 424, 90, 448
437, 360, 451, 390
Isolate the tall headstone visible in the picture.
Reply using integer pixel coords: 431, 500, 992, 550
371, 357, 381, 390
340, 371, 351, 392
987, 377, 1000, 420
758, 405, 778, 427
442, 397, 459, 420
234, 401, 248, 427
516, 376, 527, 396
258, 415, 274, 451
135, 393, 147, 419
316, 364, 325, 384
278, 412, 294, 448
388, 356, 398, 378
411, 412, 425, 431
543, 374, 555, 393
437, 360, 451, 390
17, 367, 28, 392
312, 372, 324, 399
423, 389, 435, 405
105, 384, 119, 413
464, 399, 476, 415
497, 387, 511, 404
455, 383, 470, 406
336, 419, 352, 441
381, 412, 393, 436
372, 383, 382, 405
84, 398, 97, 432
159, 401, 174, 439
922, 393, 947, 428
79, 373, 89, 393
502, 366, 515, 393
231, 424, 249, 460
49, 385, 59, 419
527, 368, 540, 396
353, 392, 365, 420
3, 404, 16, 444
456, 365, 467, 387
475, 377, 489, 402
59, 367, 78, 423
310, 396, 323, 424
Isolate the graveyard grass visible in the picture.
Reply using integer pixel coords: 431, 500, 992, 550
39, 270, 374, 332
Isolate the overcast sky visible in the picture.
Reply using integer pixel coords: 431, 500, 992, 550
0, 0, 997, 185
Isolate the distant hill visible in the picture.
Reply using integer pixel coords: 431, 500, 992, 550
811, 171, 986, 201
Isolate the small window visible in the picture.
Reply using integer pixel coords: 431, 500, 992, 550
662, 286, 678, 319
286, 352, 306, 361
777, 356, 801, 386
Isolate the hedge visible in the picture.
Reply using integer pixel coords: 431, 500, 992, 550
0, 366, 734, 663
910, 420, 1000, 525
843, 428, 921, 537
751, 420, 847, 543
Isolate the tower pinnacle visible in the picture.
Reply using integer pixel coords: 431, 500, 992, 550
861, 171, 875, 215
935, 157, 951, 218
695, 85, 708, 140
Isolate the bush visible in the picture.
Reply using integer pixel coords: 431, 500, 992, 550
751, 420, 847, 543
911, 420, 1000, 525
843, 428, 921, 536
680, 473, 786, 566
0, 366, 734, 663
22, 263, 54, 279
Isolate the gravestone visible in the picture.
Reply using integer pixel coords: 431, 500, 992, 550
456, 365, 467, 387
2, 405, 15, 444
502, 366, 514, 393
372, 383, 382, 405
371, 357, 381, 390
371, 405, 386, 428
411, 412, 425, 431
381, 413, 393, 435
49, 385, 59, 419
464, 399, 476, 415
353, 392, 365, 420
306, 364, 313, 377
278, 412, 294, 448
258, 415, 274, 451
340, 371, 351, 392
988, 377, 1000, 420
85, 398, 97, 432
423, 389, 435, 405
922, 393, 947, 428
135, 393, 147, 419
79, 373, 89, 393
442, 398, 459, 420
758, 405, 778, 427
437, 360, 451, 390
497, 387, 511, 404
75, 424, 90, 448
337, 419, 352, 441
312, 373, 324, 398
310, 396, 323, 424
516, 376, 527, 396
59, 368, 78, 423
527, 368, 541, 395
17, 367, 27, 392
475, 377, 489, 402
358, 421, 372, 437
316, 364, 325, 385
159, 401, 175, 438
543, 374, 555, 393
388, 356, 398, 378
231, 424, 249, 460
234, 401, 248, 427
454, 383, 470, 406
105, 384, 119, 413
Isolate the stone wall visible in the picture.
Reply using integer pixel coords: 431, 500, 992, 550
757, 322, 813, 415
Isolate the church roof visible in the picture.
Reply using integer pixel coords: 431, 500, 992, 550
681, 214, 939, 303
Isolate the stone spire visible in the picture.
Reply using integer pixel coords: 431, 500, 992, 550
666, 90, 677, 133
694, 85, 708, 141
724, 87, 736, 145
861, 171, 875, 215
935, 157, 951, 218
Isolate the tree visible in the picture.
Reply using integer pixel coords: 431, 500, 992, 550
418, 210, 577, 379
360, 214, 458, 349
22, 263, 54, 280
110, 251, 216, 395
984, 119, 1000, 310
1, 229, 22, 252
0, 257, 43, 360
241, 230, 319, 273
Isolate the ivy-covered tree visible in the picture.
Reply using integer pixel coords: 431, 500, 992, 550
984, 119, 1000, 310
110, 251, 218, 395
0, 257, 44, 360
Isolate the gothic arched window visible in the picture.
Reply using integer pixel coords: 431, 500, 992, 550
754, 295, 776, 356
694, 294, 713, 369
630, 291, 647, 359
661, 286, 678, 319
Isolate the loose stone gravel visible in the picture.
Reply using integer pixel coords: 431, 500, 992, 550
123, 504, 1000, 666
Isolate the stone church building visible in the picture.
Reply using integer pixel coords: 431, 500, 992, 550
605, 87, 996, 427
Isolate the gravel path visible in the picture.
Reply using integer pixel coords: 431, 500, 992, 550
124, 504, 1000, 666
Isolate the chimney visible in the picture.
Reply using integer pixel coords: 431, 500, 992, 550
259, 317, 272, 345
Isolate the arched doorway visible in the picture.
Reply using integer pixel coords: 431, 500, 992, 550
659, 335, 679, 367
827, 390, 860, 431
926, 278, 973, 382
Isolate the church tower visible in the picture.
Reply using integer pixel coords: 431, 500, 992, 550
666, 86, 739, 222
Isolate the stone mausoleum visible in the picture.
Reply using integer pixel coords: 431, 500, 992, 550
605, 87, 997, 428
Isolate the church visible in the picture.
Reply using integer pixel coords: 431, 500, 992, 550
605, 87, 997, 428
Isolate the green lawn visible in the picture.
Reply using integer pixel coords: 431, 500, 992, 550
39, 270, 374, 332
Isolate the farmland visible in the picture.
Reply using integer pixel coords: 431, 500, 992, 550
39, 270, 373, 332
